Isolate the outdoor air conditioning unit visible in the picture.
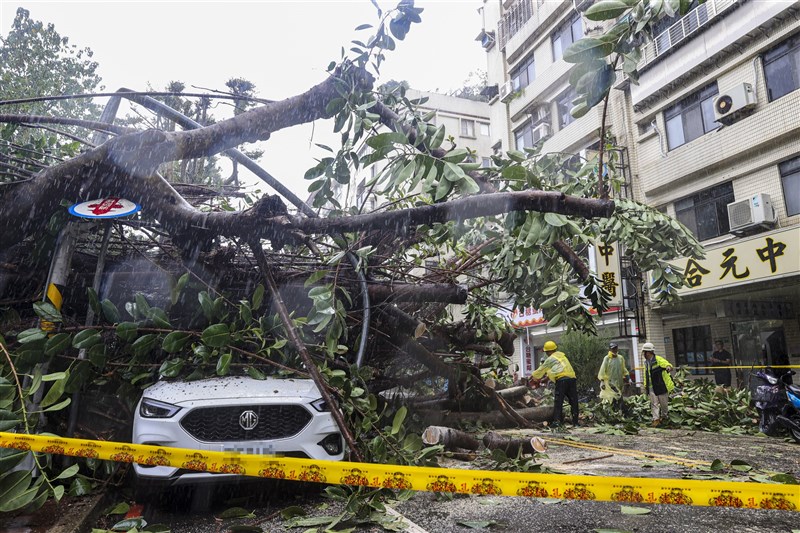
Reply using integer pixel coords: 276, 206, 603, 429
481, 31, 496, 50
727, 193, 777, 235
499, 81, 515, 103
532, 123, 551, 143
713, 83, 756, 123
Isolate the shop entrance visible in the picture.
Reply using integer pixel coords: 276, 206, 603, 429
730, 319, 788, 386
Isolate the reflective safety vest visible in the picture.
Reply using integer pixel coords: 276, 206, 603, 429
531, 351, 576, 382
643, 355, 674, 394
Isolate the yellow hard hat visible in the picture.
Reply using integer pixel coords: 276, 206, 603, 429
543, 340, 557, 351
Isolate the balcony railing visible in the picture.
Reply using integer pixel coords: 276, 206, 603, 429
640, 0, 740, 67
498, 0, 533, 48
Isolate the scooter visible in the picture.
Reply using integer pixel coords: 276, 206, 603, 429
752, 368, 799, 441
776, 373, 800, 443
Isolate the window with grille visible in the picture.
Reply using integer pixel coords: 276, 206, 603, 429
461, 119, 475, 138
779, 156, 800, 217
552, 14, 583, 61
664, 82, 720, 150
763, 33, 800, 102
674, 181, 734, 241
672, 325, 712, 375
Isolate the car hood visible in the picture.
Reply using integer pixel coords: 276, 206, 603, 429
141, 376, 321, 405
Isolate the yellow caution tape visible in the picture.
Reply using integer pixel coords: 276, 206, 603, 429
633, 365, 800, 371
1, 432, 797, 510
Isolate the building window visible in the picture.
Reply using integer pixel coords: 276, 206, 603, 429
763, 33, 800, 102
511, 54, 535, 91
779, 156, 800, 216
514, 120, 550, 151
674, 182, 734, 241
552, 14, 583, 61
556, 87, 577, 129
460, 119, 475, 138
664, 82, 720, 150
481, 157, 492, 168
479, 122, 491, 136
673, 325, 712, 375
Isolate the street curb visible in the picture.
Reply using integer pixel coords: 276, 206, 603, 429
49, 492, 108, 533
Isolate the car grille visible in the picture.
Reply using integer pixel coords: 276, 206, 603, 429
180, 405, 312, 442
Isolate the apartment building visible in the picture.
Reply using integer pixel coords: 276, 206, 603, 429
479, 0, 800, 383
479, 0, 644, 377
624, 0, 800, 383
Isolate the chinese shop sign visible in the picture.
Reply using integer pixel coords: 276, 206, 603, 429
665, 227, 799, 295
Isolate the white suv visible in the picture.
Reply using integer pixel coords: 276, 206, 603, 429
132, 376, 344, 488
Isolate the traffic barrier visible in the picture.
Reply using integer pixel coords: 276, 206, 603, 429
1, 432, 797, 510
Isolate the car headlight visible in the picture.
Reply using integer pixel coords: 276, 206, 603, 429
139, 398, 181, 418
310, 398, 329, 412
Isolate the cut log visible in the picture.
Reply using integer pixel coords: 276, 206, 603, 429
419, 405, 553, 428
495, 386, 530, 400
421, 426, 481, 451
482, 431, 536, 456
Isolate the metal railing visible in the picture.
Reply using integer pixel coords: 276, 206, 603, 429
498, 0, 534, 48
640, 0, 740, 67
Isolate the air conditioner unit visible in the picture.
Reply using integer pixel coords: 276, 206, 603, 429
727, 193, 776, 234
713, 83, 756, 123
481, 31, 496, 50
532, 122, 551, 143
499, 81, 515, 103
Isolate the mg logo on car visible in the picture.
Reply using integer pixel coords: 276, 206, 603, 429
239, 410, 259, 430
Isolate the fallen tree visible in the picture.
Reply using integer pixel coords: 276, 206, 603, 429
0, 0, 706, 513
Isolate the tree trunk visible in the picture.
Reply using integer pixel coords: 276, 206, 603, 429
482, 431, 535, 456
421, 426, 481, 451
495, 386, 530, 400
420, 405, 553, 428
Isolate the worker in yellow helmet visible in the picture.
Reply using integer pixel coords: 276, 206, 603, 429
530, 340, 578, 427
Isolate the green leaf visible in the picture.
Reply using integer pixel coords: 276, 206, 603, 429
544, 212, 568, 227
147, 308, 172, 328
562, 38, 614, 63
216, 353, 232, 376
585, 0, 630, 20
366, 131, 407, 149
252, 284, 265, 310
159, 359, 184, 378
111, 518, 146, 531
17, 328, 47, 344
442, 148, 469, 164
172, 272, 190, 305
106, 502, 131, 515
246, 366, 266, 380
101, 299, 120, 323
87, 287, 101, 316
0, 471, 33, 512
280, 505, 306, 519
198, 291, 215, 321
54, 464, 80, 481
40, 370, 68, 408
391, 406, 407, 435
116, 322, 138, 342
132, 334, 158, 357
44, 333, 72, 356
501, 165, 527, 181
69, 477, 93, 497
161, 331, 191, 353
429, 125, 446, 150
72, 329, 101, 349
443, 161, 466, 182
43, 397, 71, 412
620, 505, 650, 514
710, 459, 725, 471
33, 301, 62, 323
52, 484, 65, 502
457, 521, 497, 529
217, 507, 255, 519
0, 409, 22, 431
202, 324, 231, 348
